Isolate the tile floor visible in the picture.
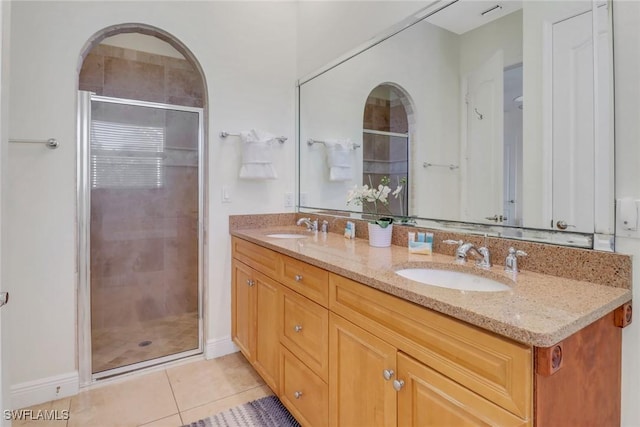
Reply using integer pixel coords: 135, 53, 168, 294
15, 352, 273, 427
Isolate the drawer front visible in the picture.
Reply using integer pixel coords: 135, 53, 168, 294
329, 273, 532, 420
280, 286, 329, 381
232, 237, 279, 279
280, 346, 328, 427
280, 255, 329, 307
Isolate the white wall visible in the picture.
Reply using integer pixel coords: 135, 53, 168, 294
459, 9, 523, 76
6, 0, 296, 404
612, 1, 640, 426
0, 0, 10, 422
297, 1, 431, 78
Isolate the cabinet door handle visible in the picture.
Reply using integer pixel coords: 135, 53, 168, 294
382, 369, 394, 381
393, 379, 405, 391
294, 274, 303, 282
294, 324, 303, 333
246, 279, 255, 287
294, 391, 303, 399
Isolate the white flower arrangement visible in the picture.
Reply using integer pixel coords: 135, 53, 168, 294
346, 176, 405, 228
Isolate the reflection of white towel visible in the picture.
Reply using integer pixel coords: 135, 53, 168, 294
324, 139, 352, 181
239, 129, 278, 180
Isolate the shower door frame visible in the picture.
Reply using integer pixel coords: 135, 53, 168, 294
77, 91, 205, 384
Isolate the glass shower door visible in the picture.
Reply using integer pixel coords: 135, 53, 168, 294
87, 95, 203, 376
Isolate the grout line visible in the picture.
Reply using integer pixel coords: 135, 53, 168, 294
164, 369, 183, 425
136, 413, 182, 427
178, 383, 267, 420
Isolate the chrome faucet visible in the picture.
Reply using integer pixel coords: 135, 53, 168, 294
443, 240, 491, 269
505, 247, 528, 273
296, 217, 318, 231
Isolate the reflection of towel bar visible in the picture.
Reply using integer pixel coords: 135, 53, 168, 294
423, 162, 458, 170
307, 139, 361, 149
9, 138, 59, 149
220, 131, 287, 144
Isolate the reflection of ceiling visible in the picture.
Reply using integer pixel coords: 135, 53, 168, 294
426, 0, 522, 35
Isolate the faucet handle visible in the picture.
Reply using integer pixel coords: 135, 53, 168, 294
508, 247, 528, 257
476, 246, 491, 269
321, 220, 329, 233
505, 247, 527, 273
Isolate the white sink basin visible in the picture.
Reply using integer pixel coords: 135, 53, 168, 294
395, 268, 511, 292
265, 233, 308, 239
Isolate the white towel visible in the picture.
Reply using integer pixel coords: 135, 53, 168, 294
239, 129, 278, 180
324, 139, 353, 182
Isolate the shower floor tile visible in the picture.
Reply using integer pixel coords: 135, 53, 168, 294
92, 311, 199, 374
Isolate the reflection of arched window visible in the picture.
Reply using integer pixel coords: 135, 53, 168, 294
362, 84, 411, 217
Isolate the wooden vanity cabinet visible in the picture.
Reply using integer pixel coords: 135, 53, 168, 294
231, 237, 624, 427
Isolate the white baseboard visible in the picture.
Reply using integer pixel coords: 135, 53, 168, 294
205, 336, 238, 360
11, 371, 79, 410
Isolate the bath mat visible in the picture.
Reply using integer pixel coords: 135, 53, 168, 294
181, 395, 300, 427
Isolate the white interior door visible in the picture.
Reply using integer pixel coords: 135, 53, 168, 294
461, 50, 504, 224
551, 7, 606, 234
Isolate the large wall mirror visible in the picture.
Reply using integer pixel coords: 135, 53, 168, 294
298, 0, 614, 249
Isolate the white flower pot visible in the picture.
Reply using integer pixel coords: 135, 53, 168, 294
368, 223, 393, 247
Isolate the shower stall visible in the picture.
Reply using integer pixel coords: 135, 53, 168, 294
77, 91, 204, 381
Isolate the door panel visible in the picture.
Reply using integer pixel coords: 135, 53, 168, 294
89, 97, 202, 374
397, 353, 528, 427
329, 313, 396, 427
462, 50, 504, 224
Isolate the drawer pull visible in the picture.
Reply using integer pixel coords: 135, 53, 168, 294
382, 369, 394, 381
393, 379, 405, 391
294, 391, 303, 399
294, 324, 303, 333
294, 274, 303, 282
246, 279, 255, 287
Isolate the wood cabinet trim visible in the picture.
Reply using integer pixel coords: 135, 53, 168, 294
614, 302, 633, 328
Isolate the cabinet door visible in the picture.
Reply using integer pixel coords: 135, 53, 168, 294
397, 353, 529, 427
330, 313, 397, 427
254, 271, 281, 393
231, 260, 255, 361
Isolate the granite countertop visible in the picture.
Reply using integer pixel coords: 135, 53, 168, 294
231, 226, 632, 348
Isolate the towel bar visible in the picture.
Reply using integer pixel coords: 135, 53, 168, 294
9, 138, 59, 149
307, 139, 361, 149
220, 131, 287, 144
423, 162, 458, 170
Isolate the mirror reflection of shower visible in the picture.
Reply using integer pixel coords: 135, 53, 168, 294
503, 63, 523, 227
362, 84, 411, 217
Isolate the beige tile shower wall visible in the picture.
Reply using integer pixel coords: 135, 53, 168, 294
79, 44, 204, 108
